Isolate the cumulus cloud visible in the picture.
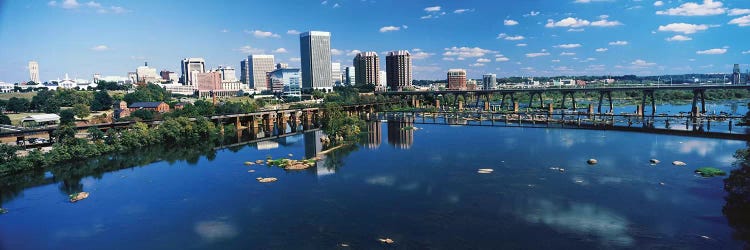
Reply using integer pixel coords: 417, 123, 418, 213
476, 58, 491, 63
330, 49, 343, 55
591, 19, 622, 27
443, 46, 495, 58
728, 9, 750, 16
504, 19, 519, 26
656, 0, 726, 16
454, 8, 474, 14
289, 57, 301, 62
250, 30, 280, 38
560, 52, 576, 56
516, 43, 527, 47
666, 35, 692, 41
379, 26, 401, 32
424, 6, 441, 12
654, 1, 664, 7
90, 45, 109, 51
595, 48, 608, 52
524, 11, 540, 17
411, 49, 434, 60
272, 48, 288, 53
495, 55, 510, 62
632, 59, 656, 67
743, 50, 750, 55
554, 44, 582, 49
696, 48, 727, 55
497, 33, 525, 40
729, 15, 750, 27
287, 30, 301, 35
526, 50, 551, 58
61, 0, 80, 9
546, 17, 590, 28
470, 63, 485, 67
236, 45, 265, 54
346, 49, 362, 56
609, 41, 628, 45
657, 23, 710, 34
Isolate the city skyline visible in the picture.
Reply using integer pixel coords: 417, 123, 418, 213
1, 0, 750, 83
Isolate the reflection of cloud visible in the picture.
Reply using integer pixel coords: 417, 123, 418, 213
665, 140, 717, 157
399, 182, 420, 191
54, 224, 105, 239
519, 199, 633, 247
195, 220, 238, 242
365, 176, 396, 186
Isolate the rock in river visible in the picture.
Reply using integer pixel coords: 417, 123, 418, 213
587, 159, 598, 165
477, 168, 494, 174
672, 161, 687, 166
69, 192, 90, 203
256, 177, 278, 183
650, 159, 660, 164
378, 238, 395, 244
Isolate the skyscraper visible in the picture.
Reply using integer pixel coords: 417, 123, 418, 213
136, 62, 158, 83
385, 50, 412, 91
331, 62, 342, 86
345, 66, 356, 85
240, 59, 250, 85
28, 61, 39, 83
181, 58, 205, 86
354, 52, 379, 85
482, 74, 496, 90
218, 66, 237, 82
732, 64, 741, 85
248, 55, 275, 91
447, 69, 467, 90
300, 31, 333, 92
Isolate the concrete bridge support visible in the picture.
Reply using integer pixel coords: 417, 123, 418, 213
691, 89, 707, 117
597, 91, 614, 114
500, 92, 516, 110
561, 91, 577, 109
528, 92, 544, 109
641, 90, 656, 117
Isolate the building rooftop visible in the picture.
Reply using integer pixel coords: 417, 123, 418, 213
301, 31, 331, 37
21, 114, 60, 123
129, 102, 166, 109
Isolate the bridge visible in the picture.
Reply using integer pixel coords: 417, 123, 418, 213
382, 84, 750, 117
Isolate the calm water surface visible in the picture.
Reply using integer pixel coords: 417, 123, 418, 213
0, 120, 748, 249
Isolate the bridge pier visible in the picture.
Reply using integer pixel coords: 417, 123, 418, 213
641, 90, 656, 117
597, 91, 613, 114
561, 91, 576, 110
691, 89, 706, 117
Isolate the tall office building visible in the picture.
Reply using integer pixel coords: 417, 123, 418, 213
181, 58, 206, 85
136, 62, 158, 83
482, 74, 496, 90
378, 71, 387, 88
300, 31, 333, 91
28, 61, 39, 83
345, 66, 356, 85
218, 66, 237, 82
269, 68, 301, 96
196, 71, 222, 91
331, 63, 342, 86
160, 70, 174, 81
385, 50, 412, 91
240, 59, 250, 85
353, 52, 379, 85
733, 64, 741, 85
447, 69, 467, 90
248, 55, 275, 91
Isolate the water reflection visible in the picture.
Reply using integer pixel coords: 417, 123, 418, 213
725, 143, 750, 248
387, 116, 414, 149
365, 121, 382, 149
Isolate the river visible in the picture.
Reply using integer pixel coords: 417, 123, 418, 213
0, 107, 749, 249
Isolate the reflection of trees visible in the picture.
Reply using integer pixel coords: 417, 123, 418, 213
725, 143, 750, 247
322, 144, 359, 172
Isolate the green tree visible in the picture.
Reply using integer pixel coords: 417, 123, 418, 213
72, 104, 91, 119
52, 124, 77, 143
312, 89, 325, 100
31, 89, 61, 113
131, 109, 156, 120
6, 97, 30, 113
124, 83, 170, 104
0, 114, 10, 125
87, 127, 105, 141
91, 91, 113, 111
59, 109, 76, 125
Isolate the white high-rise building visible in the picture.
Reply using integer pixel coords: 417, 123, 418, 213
136, 63, 158, 83
181, 58, 205, 86
300, 31, 332, 92
28, 61, 39, 83
248, 55, 275, 91
345, 66, 356, 86
218, 66, 237, 82
378, 70, 387, 87
331, 62, 342, 86
482, 74, 497, 90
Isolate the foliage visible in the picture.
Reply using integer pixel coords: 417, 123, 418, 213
726, 145, 750, 247
96, 81, 129, 91
55, 89, 92, 107
59, 109, 76, 125
695, 167, 727, 177
6, 97, 30, 113
91, 91, 113, 111
320, 103, 365, 145
53, 124, 77, 143
0, 114, 10, 125
124, 83, 170, 104
131, 109, 156, 120
87, 127, 105, 141
31, 89, 60, 113
312, 89, 325, 99
72, 104, 91, 119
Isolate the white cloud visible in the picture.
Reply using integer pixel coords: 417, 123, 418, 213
526, 51, 551, 58
552, 59, 561, 62
656, 0, 726, 16
595, 48, 608, 52
729, 9, 750, 16
48, 1, 57, 7
476, 58, 491, 63
454, 9, 474, 14
560, 52, 576, 56
346, 49, 362, 56
470, 63, 485, 67
546, 17, 590, 28
251, 30, 280, 38
61, 0, 80, 9
632, 59, 656, 67
743, 50, 750, 55
333, 3, 340, 8
379, 26, 403, 32
272, 48, 288, 53
729, 15, 750, 27
516, 43, 527, 47
220, 29, 229, 33
495, 56, 510, 62
287, 30, 301, 35
504, 19, 519, 26
108, 6, 127, 14
568, 28, 585, 32
554, 43, 582, 49
411, 50, 435, 60
497, 33, 525, 40
330, 49, 343, 55
654, 1, 664, 7
524, 11, 540, 17
442, 57, 455, 61
236, 45, 265, 54
666, 35, 692, 41
609, 40, 628, 46
443, 47, 495, 58
424, 6, 441, 12
574, 0, 613, 3
90, 45, 108, 51
591, 19, 622, 27
290, 57, 301, 62
86, 1, 101, 8
321, 0, 327, 4
657, 23, 710, 34
696, 48, 727, 55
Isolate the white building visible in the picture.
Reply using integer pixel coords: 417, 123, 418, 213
248, 55, 275, 91
0, 82, 14, 93
136, 64, 158, 83
300, 31, 332, 92
345, 66, 356, 86
28, 61, 39, 83
377, 70, 387, 92
181, 58, 206, 86
58, 74, 77, 89
218, 66, 237, 82
482, 74, 496, 90
331, 62, 342, 86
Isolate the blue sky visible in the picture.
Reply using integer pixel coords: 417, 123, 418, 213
0, 0, 749, 82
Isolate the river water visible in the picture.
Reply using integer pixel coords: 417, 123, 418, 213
0, 111, 749, 249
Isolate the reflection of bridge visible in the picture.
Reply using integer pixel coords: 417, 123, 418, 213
383, 85, 750, 117
378, 111, 749, 141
